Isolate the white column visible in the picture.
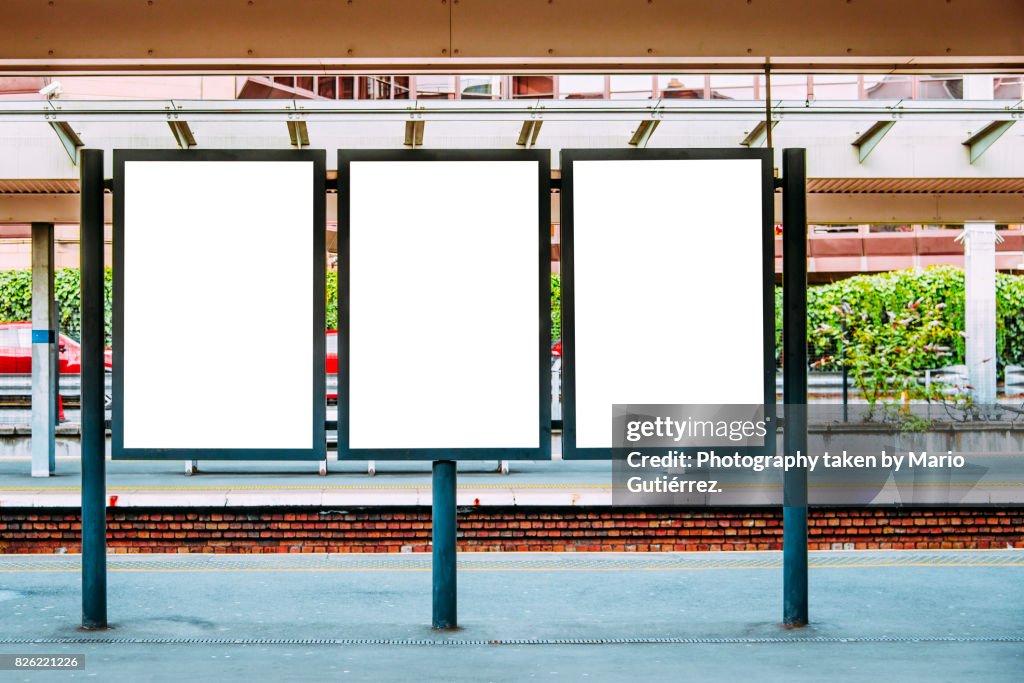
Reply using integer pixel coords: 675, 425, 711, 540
31, 222, 56, 477
962, 222, 997, 406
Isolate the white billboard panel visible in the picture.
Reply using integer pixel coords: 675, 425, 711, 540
343, 154, 548, 456
565, 153, 771, 455
115, 153, 324, 457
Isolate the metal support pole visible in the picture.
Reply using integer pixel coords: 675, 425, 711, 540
782, 148, 809, 628
432, 460, 457, 629
80, 148, 107, 630
31, 222, 56, 477
841, 307, 848, 423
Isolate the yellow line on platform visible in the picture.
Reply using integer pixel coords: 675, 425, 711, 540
0, 562, 1020, 574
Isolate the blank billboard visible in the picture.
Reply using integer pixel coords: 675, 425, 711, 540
113, 150, 326, 460
561, 150, 774, 459
340, 150, 550, 459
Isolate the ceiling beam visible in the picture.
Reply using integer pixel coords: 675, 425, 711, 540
403, 119, 424, 147
852, 121, 896, 162
740, 120, 778, 148
286, 120, 309, 148
516, 120, 543, 148
166, 120, 196, 149
628, 119, 659, 147
2, 190, 1023, 226
47, 121, 83, 164
2, 99, 1020, 124
963, 121, 1016, 163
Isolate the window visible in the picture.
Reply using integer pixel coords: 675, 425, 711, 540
709, 75, 756, 100
415, 76, 456, 100
316, 76, 336, 99
461, 76, 500, 100
756, 75, 809, 100
809, 74, 860, 100
513, 76, 554, 99
864, 75, 912, 99
393, 76, 410, 99
994, 76, 1024, 100
656, 75, 705, 99
360, 76, 392, 100
917, 76, 962, 100
610, 75, 654, 100
558, 75, 605, 99
339, 76, 355, 100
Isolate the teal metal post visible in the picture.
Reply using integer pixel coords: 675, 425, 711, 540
782, 148, 809, 628
432, 460, 457, 629
80, 148, 107, 629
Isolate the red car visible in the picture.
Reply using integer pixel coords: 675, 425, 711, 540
327, 329, 338, 400
0, 321, 112, 373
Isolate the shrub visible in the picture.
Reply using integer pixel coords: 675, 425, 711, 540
0, 267, 113, 345
777, 265, 1024, 372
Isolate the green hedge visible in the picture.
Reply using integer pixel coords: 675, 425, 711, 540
327, 270, 338, 330
0, 267, 113, 345
0, 268, 330, 344
550, 273, 561, 342
546, 266, 1024, 371
2, 266, 1020, 370
771, 265, 1024, 371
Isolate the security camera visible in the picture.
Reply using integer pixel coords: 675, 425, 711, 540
38, 81, 62, 98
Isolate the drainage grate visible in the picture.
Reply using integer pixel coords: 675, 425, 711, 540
0, 636, 1021, 646
2, 550, 1022, 573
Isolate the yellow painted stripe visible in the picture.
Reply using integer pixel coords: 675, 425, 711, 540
0, 561, 1020, 574
0, 483, 611, 491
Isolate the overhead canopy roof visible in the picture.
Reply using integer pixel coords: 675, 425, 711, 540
1, 97, 1023, 224
2, 0, 1023, 75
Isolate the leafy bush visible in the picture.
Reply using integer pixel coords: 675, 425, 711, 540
996, 271, 1024, 368
776, 265, 1024, 372
0, 266, 1019, 371
831, 298, 960, 412
327, 270, 337, 330
0, 267, 113, 345
551, 273, 561, 342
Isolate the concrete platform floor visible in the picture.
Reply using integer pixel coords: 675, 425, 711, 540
0, 549, 1021, 681
0, 455, 619, 507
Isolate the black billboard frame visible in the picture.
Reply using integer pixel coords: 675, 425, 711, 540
559, 147, 778, 460
112, 148, 327, 461
337, 148, 552, 462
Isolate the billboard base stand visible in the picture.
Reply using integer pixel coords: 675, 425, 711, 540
432, 460, 457, 630
184, 460, 198, 476
498, 460, 510, 475
367, 461, 376, 476
318, 458, 328, 476
781, 148, 810, 628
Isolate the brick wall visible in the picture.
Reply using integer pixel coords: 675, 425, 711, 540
1, 507, 1021, 554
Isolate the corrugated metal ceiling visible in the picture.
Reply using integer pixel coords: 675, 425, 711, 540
1, 177, 1023, 195
806, 178, 1024, 194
